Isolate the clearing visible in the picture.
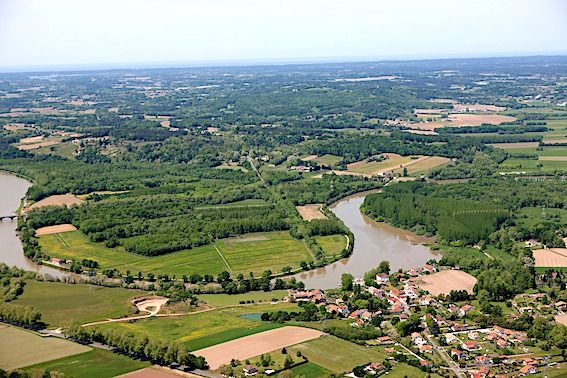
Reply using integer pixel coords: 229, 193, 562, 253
408, 114, 516, 131
0, 324, 90, 370
413, 269, 477, 296
35, 223, 77, 236
26, 193, 83, 210
296, 204, 327, 220
533, 248, 567, 267
193, 326, 323, 369
26, 348, 149, 378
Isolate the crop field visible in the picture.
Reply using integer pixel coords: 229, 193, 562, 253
296, 204, 327, 220
311, 154, 343, 166
499, 158, 567, 172
35, 223, 77, 235
26, 349, 149, 378
0, 324, 90, 370
391, 156, 451, 175
215, 231, 312, 274
194, 326, 323, 369
14, 281, 137, 326
314, 234, 347, 256
39, 230, 309, 276
287, 335, 386, 373
533, 248, 567, 267
347, 153, 415, 174
98, 302, 297, 351
414, 269, 477, 296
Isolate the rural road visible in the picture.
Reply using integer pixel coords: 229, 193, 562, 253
82, 297, 169, 327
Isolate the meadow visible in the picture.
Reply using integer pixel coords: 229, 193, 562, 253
287, 335, 386, 373
0, 325, 90, 371
39, 230, 311, 276
13, 281, 137, 327
25, 349, 149, 377
314, 234, 347, 256
97, 302, 297, 351
198, 290, 289, 307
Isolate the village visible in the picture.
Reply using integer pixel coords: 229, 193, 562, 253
285, 262, 567, 378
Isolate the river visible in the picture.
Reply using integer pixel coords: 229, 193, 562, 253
296, 192, 440, 289
0, 171, 65, 277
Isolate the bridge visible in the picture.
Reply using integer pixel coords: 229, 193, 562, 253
0, 213, 18, 221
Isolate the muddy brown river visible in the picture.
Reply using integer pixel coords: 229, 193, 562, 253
296, 191, 440, 289
0, 171, 65, 277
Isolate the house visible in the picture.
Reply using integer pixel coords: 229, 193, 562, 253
451, 323, 467, 332
448, 305, 459, 315
411, 332, 425, 345
419, 344, 433, 353
287, 289, 325, 303
496, 338, 508, 348
445, 334, 459, 344
243, 365, 258, 376
525, 239, 541, 248
468, 331, 480, 340
419, 359, 433, 368
404, 284, 419, 300
459, 305, 475, 317
364, 362, 385, 375
367, 286, 383, 298
451, 349, 464, 360
408, 268, 419, 277
375, 273, 389, 284
326, 304, 349, 317
361, 311, 373, 322
518, 365, 538, 375
422, 264, 437, 274
384, 347, 397, 354
377, 336, 394, 345
399, 313, 409, 320
419, 296, 433, 306
475, 355, 492, 365
351, 319, 365, 327
463, 341, 481, 352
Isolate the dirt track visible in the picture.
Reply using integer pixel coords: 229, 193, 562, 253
193, 326, 324, 370
82, 297, 169, 327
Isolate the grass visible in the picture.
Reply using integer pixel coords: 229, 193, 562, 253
392, 156, 451, 176
312, 154, 343, 166
0, 324, 90, 371
287, 335, 386, 373
198, 290, 289, 307
215, 231, 312, 275
499, 158, 567, 173
196, 198, 268, 209
13, 281, 137, 327
97, 303, 297, 351
25, 348, 149, 377
39, 230, 310, 276
348, 154, 413, 174
288, 362, 332, 377
314, 234, 347, 256
517, 207, 567, 228
388, 363, 441, 378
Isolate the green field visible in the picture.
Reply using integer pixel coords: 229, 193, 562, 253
309, 154, 343, 166
0, 324, 90, 371
196, 198, 269, 209
348, 154, 413, 174
198, 290, 288, 307
288, 362, 332, 377
39, 230, 310, 276
26, 348, 149, 377
287, 335, 386, 373
314, 234, 347, 256
13, 281, 137, 327
517, 207, 567, 228
499, 158, 567, 172
98, 303, 297, 351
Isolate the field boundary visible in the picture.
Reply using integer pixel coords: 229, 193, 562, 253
214, 244, 232, 271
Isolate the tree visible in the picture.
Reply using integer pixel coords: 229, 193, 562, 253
219, 364, 234, 377
284, 354, 294, 369
378, 261, 390, 275
282, 266, 292, 274
341, 273, 354, 291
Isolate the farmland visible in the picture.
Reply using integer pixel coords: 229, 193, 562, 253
0, 324, 90, 370
314, 234, 348, 256
39, 230, 311, 276
96, 302, 297, 351
413, 269, 477, 296
25, 349, 150, 378
13, 281, 137, 326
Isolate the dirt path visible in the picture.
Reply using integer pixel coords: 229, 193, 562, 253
214, 245, 232, 271
82, 297, 169, 327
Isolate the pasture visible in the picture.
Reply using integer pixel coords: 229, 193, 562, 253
198, 290, 288, 307
26, 349, 149, 378
0, 324, 90, 371
98, 302, 297, 351
311, 154, 343, 166
39, 230, 310, 276
13, 281, 137, 326
287, 335, 386, 373
315, 234, 347, 256
194, 326, 323, 369
347, 153, 414, 174
289, 362, 332, 377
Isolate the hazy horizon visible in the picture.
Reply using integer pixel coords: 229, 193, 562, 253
1, 0, 567, 73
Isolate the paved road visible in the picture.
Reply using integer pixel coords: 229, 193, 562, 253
424, 328, 465, 378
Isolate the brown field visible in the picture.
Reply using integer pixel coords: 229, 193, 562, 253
414, 269, 477, 296
296, 204, 327, 221
393, 156, 451, 175
544, 139, 567, 144
429, 99, 458, 104
118, 366, 199, 378
17, 140, 59, 150
453, 104, 506, 112
555, 315, 567, 326
27, 194, 83, 210
35, 224, 77, 236
402, 129, 438, 136
108, 107, 119, 113
407, 114, 516, 131
533, 249, 567, 267
193, 326, 324, 370
489, 142, 540, 149
301, 154, 318, 161
19, 135, 44, 144
414, 108, 446, 114
539, 156, 567, 161
311, 170, 371, 179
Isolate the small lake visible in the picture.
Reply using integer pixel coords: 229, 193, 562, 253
295, 192, 440, 289
239, 313, 263, 320
0, 171, 65, 277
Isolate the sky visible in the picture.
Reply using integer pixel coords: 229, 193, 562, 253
0, 0, 566, 71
